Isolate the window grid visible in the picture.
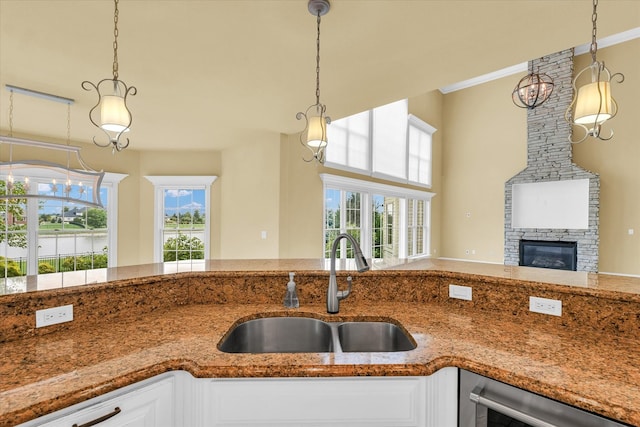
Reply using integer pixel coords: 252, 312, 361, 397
162, 188, 206, 263
323, 175, 433, 263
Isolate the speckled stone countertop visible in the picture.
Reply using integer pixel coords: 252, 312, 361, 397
1, 260, 640, 426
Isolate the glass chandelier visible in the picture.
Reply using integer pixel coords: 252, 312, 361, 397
296, 0, 331, 164
565, 0, 624, 143
82, 0, 137, 152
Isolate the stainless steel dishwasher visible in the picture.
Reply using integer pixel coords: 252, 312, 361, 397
459, 369, 630, 427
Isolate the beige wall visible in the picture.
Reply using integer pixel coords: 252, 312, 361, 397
440, 74, 526, 263
440, 39, 639, 275
219, 135, 281, 259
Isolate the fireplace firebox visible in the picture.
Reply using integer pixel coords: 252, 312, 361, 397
519, 240, 577, 271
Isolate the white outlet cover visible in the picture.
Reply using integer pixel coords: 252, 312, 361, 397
36, 304, 74, 328
449, 284, 472, 301
529, 296, 562, 316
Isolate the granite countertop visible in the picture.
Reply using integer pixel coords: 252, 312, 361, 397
2, 301, 640, 426
2, 260, 640, 426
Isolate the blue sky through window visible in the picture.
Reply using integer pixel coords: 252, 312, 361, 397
164, 188, 205, 214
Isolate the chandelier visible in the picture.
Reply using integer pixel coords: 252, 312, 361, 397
1, 85, 105, 208
296, 0, 332, 164
512, 60, 554, 109
82, 0, 137, 152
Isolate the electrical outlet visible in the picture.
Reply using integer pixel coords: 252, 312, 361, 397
529, 296, 562, 316
449, 284, 472, 301
36, 305, 74, 328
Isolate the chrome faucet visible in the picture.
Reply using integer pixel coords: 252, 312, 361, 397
327, 233, 370, 314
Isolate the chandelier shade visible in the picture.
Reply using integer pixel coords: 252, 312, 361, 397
100, 93, 131, 133
306, 112, 328, 149
574, 80, 613, 125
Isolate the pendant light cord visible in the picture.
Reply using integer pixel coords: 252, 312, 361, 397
112, 0, 120, 81
589, 0, 598, 63
315, 10, 321, 106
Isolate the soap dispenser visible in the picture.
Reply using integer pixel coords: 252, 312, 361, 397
283, 272, 299, 308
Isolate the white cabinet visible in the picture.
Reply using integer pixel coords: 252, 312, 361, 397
196, 367, 458, 427
17, 372, 183, 427
18, 368, 458, 427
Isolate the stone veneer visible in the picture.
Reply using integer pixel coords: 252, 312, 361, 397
504, 49, 600, 272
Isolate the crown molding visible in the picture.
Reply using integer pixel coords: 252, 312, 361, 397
439, 27, 640, 94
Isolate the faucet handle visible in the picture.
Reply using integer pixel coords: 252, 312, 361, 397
337, 276, 352, 301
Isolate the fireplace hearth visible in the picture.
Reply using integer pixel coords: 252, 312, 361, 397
519, 240, 577, 271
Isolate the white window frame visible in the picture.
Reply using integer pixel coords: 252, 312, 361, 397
407, 114, 436, 188
144, 176, 217, 263
321, 173, 434, 260
9, 170, 126, 275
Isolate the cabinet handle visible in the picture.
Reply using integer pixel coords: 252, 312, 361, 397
71, 407, 121, 427
470, 387, 558, 427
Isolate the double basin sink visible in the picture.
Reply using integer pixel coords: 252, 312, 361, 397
218, 316, 416, 353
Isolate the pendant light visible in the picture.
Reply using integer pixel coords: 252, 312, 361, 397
82, 0, 137, 152
512, 60, 554, 109
565, 0, 624, 143
296, 0, 331, 164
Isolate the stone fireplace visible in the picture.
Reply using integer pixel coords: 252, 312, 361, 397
504, 49, 600, 272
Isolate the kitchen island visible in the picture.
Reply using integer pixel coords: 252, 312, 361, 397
1, 259, 639, 426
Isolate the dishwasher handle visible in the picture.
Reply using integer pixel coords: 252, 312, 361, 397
470, 386, 559, 427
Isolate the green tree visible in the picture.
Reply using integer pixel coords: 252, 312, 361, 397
179, 211, 192, 225
163, 233, 204, 261
0, 181, 27, 249
86, 208, 107, 229
193, 209, 203, 224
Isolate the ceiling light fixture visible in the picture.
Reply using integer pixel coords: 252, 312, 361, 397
512, 60, 554, 109
296, 0, 331, 164
82, 0, 137, 153
565, 0, 624, 143
1, 86, 105, 208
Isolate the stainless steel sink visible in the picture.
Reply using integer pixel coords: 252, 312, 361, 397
218, 317, 334, 353
337, 321, 416, 352
218, 316, 415, 353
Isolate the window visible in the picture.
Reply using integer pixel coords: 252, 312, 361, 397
322, 174, 434, 264
326, 100, 436, 188
407, 114, 435, 187
407, 199, 429, 257
145, 176, 217, 269
0, 172, 126, 294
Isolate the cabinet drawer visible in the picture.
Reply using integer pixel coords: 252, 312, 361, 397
18, 375, 175, 427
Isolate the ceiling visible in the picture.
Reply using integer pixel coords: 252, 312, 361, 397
0, 0, 638, 152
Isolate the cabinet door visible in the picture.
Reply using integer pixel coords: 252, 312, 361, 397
25, 375, 175, 427
204, 376, 427, 427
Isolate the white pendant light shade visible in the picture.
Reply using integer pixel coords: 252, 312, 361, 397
307, 115, 328, 148
574, 81, 613, 125
100, 94, 131, 133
